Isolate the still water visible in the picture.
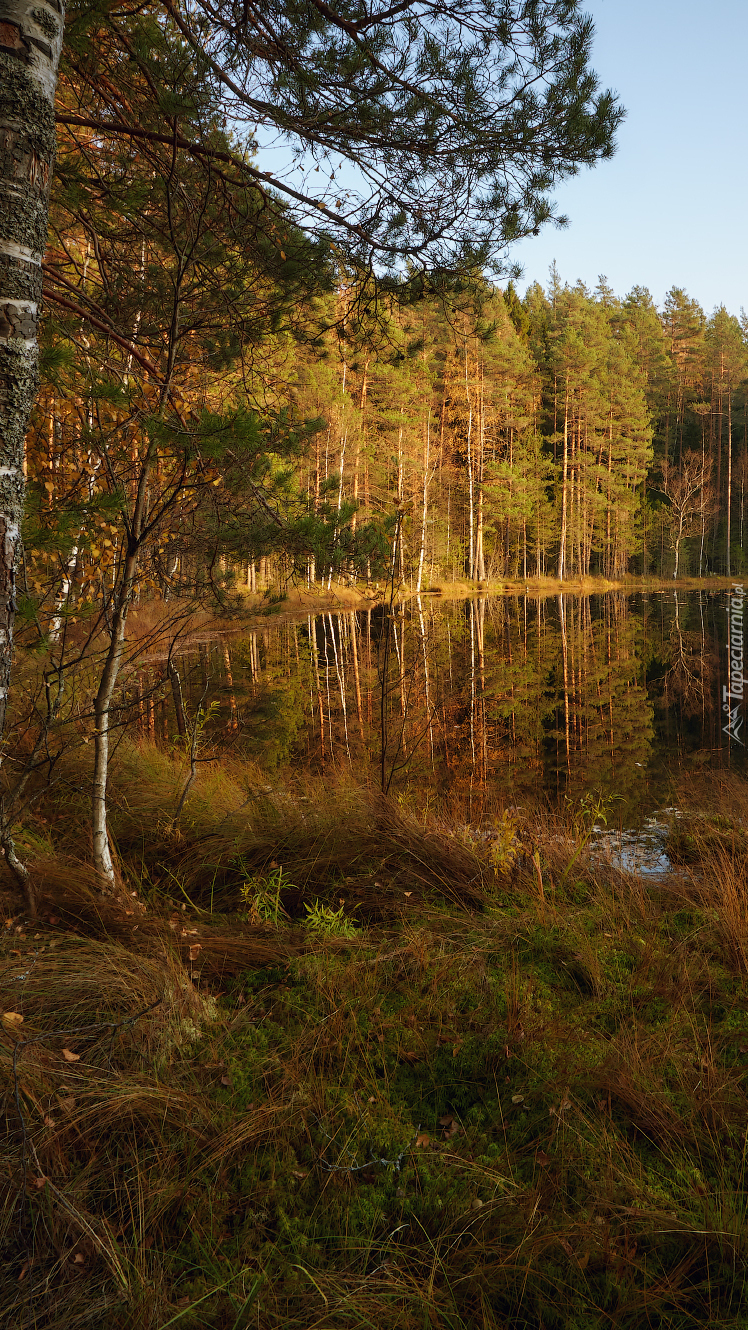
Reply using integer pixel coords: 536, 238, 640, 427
155, 589, 747, 826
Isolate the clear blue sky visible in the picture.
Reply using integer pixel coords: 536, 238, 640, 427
511, 0, 748, 316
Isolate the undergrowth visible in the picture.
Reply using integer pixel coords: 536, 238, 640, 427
1, 745, 748, 1328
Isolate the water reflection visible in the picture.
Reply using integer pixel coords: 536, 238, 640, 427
136, 590, 747, 825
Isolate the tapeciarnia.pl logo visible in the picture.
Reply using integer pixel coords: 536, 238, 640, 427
723, 582, 745, 745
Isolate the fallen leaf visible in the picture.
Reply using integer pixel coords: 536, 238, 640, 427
367, 1096, 376, 1104
470, 1197, 484, 1210
220, 1076, 233, 1087
43, 1116, 56, 1128
438, 1113, 454, 1127
404, 891, 412, 898
188, 944, 202, 961
57, 1096, 76, 1113
291, 1170, 307, 1180
511, 1094, 524, 1104
73, 1253, 85, 1266
62, 1048, 80, 1062
415, 1133, 430, 1148
443, 1120, 461, 1138
536, 1149, 551, 1166
2, 1012, 23, 1025
33, 1176, 47, 1189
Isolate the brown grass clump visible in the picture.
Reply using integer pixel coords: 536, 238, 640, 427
95, 742, 489, 918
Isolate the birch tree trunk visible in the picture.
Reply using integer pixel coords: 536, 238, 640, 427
0, 0, 65, 738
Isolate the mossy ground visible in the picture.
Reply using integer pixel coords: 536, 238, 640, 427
2, 748, 748, 1328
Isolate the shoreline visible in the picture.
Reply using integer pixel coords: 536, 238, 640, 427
234, 572, 740, 621
127, 573, 739, 655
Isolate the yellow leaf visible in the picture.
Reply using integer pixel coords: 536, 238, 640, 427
2, 1012, 23, 1024
62, 1048, 80, 1062
415, 1133, 430, 1148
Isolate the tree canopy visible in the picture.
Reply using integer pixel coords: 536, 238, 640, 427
61, 0, 624, 277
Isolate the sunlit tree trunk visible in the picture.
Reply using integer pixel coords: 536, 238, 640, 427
474, 361, 486, 581
726, 375, 732, 577
416, 410, 431, 593
351, 359, 368, 534
557, 388, 570, 580
464, 341, 475, 578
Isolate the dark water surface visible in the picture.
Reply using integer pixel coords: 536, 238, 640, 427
159, 589, 748, 826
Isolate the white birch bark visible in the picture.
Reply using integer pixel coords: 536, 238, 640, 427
0, 0, 65, 737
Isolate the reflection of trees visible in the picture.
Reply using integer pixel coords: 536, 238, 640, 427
665, 592, 709, 706
543, 594, 654, 814
652, 591, 721, 762
156, 591, 736, 813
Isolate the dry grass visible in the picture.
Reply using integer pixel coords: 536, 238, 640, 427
2, 755, 748, 1327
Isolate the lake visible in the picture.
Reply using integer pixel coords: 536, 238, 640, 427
144, 589, 747, 828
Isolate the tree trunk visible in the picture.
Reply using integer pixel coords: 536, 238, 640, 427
726, 379, 732, 577
91, 453, 153, 888
464, 342, 474, 578
91, 544, 139, 887
416, 410, 430, 593
0, 0, 65, 742
557, 388, 569, 580
474, 360, 485, 581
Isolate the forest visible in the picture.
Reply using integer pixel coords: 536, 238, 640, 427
31, 216, 748, 612
5, 3, 748, 1329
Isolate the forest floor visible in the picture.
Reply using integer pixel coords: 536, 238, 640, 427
2, 750, 748, 1328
